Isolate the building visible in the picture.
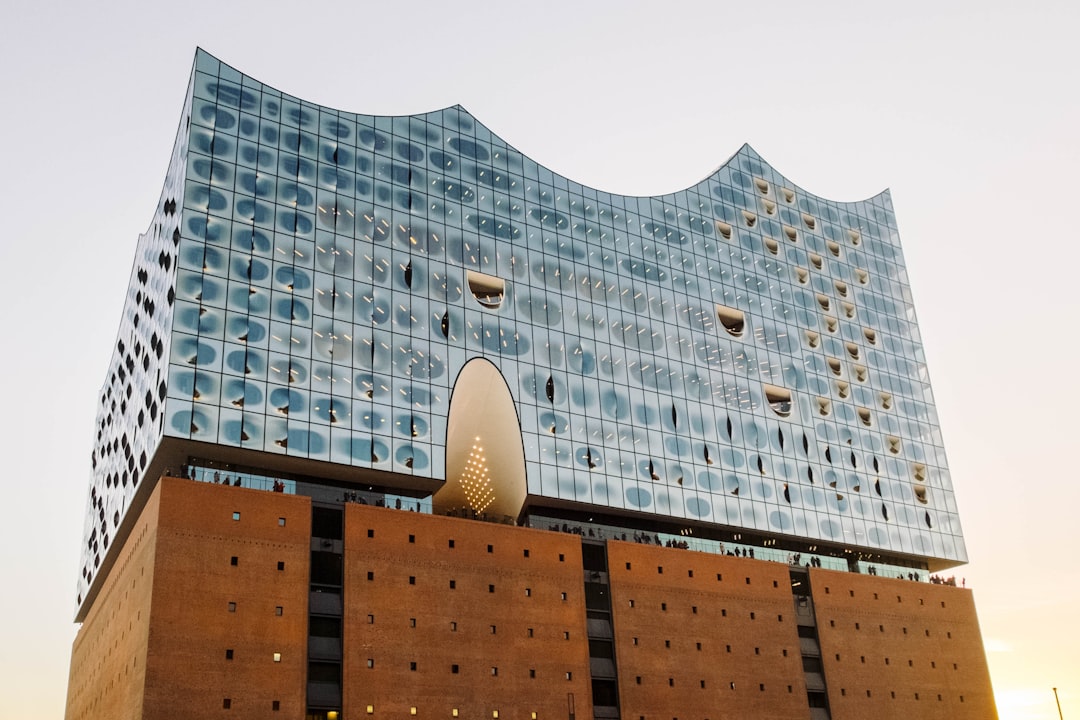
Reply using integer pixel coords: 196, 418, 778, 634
65, 49, 997, 720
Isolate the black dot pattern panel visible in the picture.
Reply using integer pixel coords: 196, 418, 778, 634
77, 72, 192, 607
78, 49, 966, 611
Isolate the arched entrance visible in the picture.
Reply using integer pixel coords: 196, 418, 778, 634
433, 358, 527, 522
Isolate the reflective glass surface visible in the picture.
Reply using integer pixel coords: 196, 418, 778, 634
78, 50, 965, 610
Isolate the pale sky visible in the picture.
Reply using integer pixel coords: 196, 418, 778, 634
1, 2, 1077, 718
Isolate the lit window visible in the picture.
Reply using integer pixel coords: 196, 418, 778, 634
273, 653, 281, 662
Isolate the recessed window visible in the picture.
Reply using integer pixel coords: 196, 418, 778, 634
367, 529, 374, 538
451, 664, 459, 674
273, 652, 281, 663
278, 517, 286, 526
230, 556, 238, 566
232, 512, 240, 521
487, 544, 494, 553
409, 576, 416, 585
763, 384, 793, 417
449, 539, 455, 548
491, 625, 498, 634
450, 580, 456, 589
525, 587, 532, 597
409, 534, 415, 543
559, 554, 564, 562
277, 561, 285, 571
561, 592, 567, 601
275, 606, 283, 616
367, 571, 374, 581
225, 649, 234, 660
411, 661, 417, 671
527, 628, 534, 637
367, 658, 375, 668
467, 270, 505, 309
716, 305, 745, 337
523, 549, 530, 558
368, 614, 374, 624
450, 621, 457, 631
223, 699, 232, 709
228, 602, 236, 613
410, 618, 416, 627
489, 584, 496, 593
491, 667, 498, 676
272, 700, 280, 711
566, 672, 573, 681
564, 631, 570, 640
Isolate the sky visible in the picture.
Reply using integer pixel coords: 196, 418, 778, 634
1, 1, 1077, 718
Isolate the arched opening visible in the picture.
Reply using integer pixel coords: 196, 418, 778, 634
434, 358, 527, 520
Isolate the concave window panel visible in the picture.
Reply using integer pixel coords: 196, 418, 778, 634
763, 199, 777, 215
715, 221, 733, 240
835, 381, 850, 399
826, 241, 841, 257
887, 435, 902, 454
763, 384, 793, 418
827, 358, 842, 376
805, 330, 820, 348
816, 294, 831, 312
857, 407, 872, 427
802, 213, 816, 230
848, 229, 861, 245
816, 397, 831, 416
809, 253, 823, 270
834, 280, 848, 297
863, 327, 877, 344
764, 237, 779, 255
845, 342, 859, 359
855, 268, 869, 284
742, 210, 757, 227
824, 316, 838, 333
782, 187, 795, 203
467, 270, 506, 309
754, 178, 770, 195
783, 225, 798, 242
795, 267, 809, 284
716, 305, 745, 337
879, 392, 893, 410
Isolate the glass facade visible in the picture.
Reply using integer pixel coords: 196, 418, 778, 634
78, 49, 965, 612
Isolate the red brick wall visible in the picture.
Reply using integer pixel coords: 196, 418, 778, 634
65, 487, 160, 720
606, 542, 810, 720
342, 504, 593, 719
141, 478, 312, 720
810, 567, 997, 720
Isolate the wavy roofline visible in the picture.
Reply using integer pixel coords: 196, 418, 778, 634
197, 48, 891, 208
